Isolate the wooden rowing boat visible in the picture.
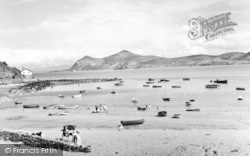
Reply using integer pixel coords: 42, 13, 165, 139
172, 114, 181, 118
58, 104, 79, 109
15, 101, 23, 105
43, 104, 57, 109
158, 111, 167, 117
121, 119, 144, 126
186, 108, 200, 111
48, 111, 69, 116
23, 104, 40, 109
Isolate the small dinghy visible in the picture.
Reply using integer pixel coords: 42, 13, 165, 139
152, 85, 162, 88
189, 99, 195, 102
143, 84, 150, 87
186, 102, 192, 107
72, 94, 81, 98
111, 90, 116, 94
163, 97, 172, 101
58, 104, 79, 109
236, 87, 245, 91
43, 104, 57, 109
23, 104, 40, 109
158, 111, 167, 117
48, 111, 69, 116
172, 114, 181, 119
238, 96, 244, 100
97, 87, 102, 89
58, 95, 65, 98
137, 106, 147, 111
121, 119, 144, 126
183, 78, 190, 81
186, 108, 200, 111
132, 98, 138, 103
172, 86, 181, 88
79, 90, 85, 93
15, 101, 23, 105
146, 81, 154, 84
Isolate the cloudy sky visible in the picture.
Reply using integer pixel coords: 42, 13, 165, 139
0, 0, 250, 71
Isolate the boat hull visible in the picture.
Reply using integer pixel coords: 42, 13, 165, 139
121, 119, 144, 126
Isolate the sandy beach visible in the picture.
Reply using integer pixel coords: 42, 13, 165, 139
1, 66, 250, 155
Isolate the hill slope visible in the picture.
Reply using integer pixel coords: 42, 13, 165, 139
0, 62, 21, 79
69, 50, 250, 71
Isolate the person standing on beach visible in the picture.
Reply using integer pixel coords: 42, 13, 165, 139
148, 104, 151, 110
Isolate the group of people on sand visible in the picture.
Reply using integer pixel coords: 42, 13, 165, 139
62, 126, 82, 146
94, 104, 109, 113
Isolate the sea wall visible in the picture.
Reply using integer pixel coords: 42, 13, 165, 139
0, 131, 91, 153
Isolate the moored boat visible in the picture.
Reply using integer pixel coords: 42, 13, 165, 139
146, 81, 154, 84
148, 78, 154, 81
238, 96, 244, 100
205, 84, 219, 88
163, 97, 172, 101
115, 82, 123, 86
152, 85, 162, 88
15, 101, 23, 105
137, 106, 147, 111
23, 104, 40, 109
79, 90, 85, 93
48, 111, 69, 116
121, 119, 144, 126
132, 98, 138, 103
186, 102, 192, 107
186, 108, 200, 111
158, 111, 167, 117
172, 114, 181, 118
43, 104, 58, 109
183, 78, 190, 81
172, 86, 181, 88
58, 104, 79, 109
214, 79, 228, 84
97, 86, 102, 89
111, 90, 116, 94
58, 95, 65, 98
158, 78, 169, 83
72, 94, 81, 98
236, 87, 245, 91
143, 84, 150, 87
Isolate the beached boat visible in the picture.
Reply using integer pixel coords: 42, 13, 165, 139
72, 94, 81, 98
146, 81, 154, 84
183, 78, 190, 81
58, 104, 79, 109
23, 104, 40, 109
48, 111, 69, 116
43, 104, 57, 109
120, 119, 144, 126
148, 78, 154, 81
79, 90, 85, 93
172, 86, 181, 88
236, 87, 245, 91
111, 90, 116, 94
15, 101, 23, 105
214, 79, 227, 84
115, 82, 123, 86
143, 84, 150, 87
97, 87, 102, 89
158, 111, 167, 117
158, 78, 169, 83
186, 102, 192, 107
186, 108, 200, 111
137, 106, 147, 111
58, 95, 65, 98
152, 85, 162, 88
238, 96, 244, 100
132, 98, 138, 103
172, 114, 181, 118
163, 97, 172, 101
189, 99, 195, 102
205, 84, 219, 88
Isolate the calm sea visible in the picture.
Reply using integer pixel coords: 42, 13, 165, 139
32, 65, 250, 111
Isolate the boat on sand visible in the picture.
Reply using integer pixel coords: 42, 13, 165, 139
58, 104, 79, 109
172, 114, 181, 118
120, 119, 144, 126
43, 104, 58, 109
186, 108, 200, 111
137, 106, 147, 111
157, 111, 167, 117
48, 111, 69, 116
15, 101, 23, 105
236, 87, 245, 91
23, 104, 40, 109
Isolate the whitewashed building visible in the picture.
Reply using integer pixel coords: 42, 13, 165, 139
21, 68, 32, 77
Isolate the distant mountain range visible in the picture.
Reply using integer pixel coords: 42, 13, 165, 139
0, 62, 21, 79
69, 50, 250, 71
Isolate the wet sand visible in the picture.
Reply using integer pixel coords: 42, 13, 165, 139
1, 78, 250, 155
